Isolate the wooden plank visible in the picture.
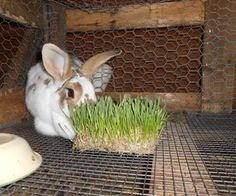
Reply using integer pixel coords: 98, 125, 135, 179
0, 88, 28, 124
0, 0, 42, 28
202, 0, 236, 113
231, 2, 236, 110
97, 92, 201, 112
66, 0, 204, 32
0, 89, 200, 124
234, 67, 236, 109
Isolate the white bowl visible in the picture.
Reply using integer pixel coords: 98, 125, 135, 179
0, 133, 42, 187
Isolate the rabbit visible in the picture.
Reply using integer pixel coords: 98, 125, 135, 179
25, 43, 121, 140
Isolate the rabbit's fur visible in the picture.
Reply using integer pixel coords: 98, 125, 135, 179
25, 43, 121, 140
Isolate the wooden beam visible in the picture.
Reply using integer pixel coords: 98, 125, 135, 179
96, 92, 201, 112
0, 89, 200, 124
202, 0, 236, 113
0, 88, 29, 125
0, 0, 42, 28
66, 0, 204, 32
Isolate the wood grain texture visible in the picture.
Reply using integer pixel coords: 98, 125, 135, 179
202, 0, 236, 113
66, 0, 204, 32
0, 88, 28, 124
0, 0, 42, 27
97, 92, 201, 112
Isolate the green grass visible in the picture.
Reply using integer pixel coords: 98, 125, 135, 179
69, 96, 168, 154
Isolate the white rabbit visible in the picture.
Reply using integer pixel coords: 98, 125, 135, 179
25, 43, 121, 140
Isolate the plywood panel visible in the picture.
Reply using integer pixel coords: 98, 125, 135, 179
0, 88, 28, 124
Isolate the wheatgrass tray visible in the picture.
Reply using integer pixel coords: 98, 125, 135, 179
70, 96, 168, 154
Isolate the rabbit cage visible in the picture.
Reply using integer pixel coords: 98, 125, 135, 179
0, 0, 236, 195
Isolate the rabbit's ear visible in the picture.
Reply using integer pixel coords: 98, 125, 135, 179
42, 43, 72, 81
80, 50, 122, 78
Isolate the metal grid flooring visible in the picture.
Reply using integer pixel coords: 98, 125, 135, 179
154, 114, 218, 196
186, 113, 236, 195
0, 121, 154, 196
0, 113, 236, 195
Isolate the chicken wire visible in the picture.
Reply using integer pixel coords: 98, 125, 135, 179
66, 26, 202, 93
0, 0, 44, 89
64, 0, 202, 93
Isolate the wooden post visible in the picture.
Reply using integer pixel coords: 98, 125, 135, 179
43, 1, 66, 49
202, 0, 236, 113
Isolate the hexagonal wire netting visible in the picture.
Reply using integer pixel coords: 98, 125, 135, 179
0, 0, 43, 89
0, 0, 203, 93
64, 0, 202, 93
66, 26, 202, 93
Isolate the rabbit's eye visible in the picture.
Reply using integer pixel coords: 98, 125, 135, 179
66, 88, 74, 98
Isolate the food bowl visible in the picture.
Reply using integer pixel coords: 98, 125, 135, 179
0, 133, 42, 187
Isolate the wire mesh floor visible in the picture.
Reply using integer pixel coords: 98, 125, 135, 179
0, 113, 236, 195
187, 113, 236, 196
0, 120, 154, 196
